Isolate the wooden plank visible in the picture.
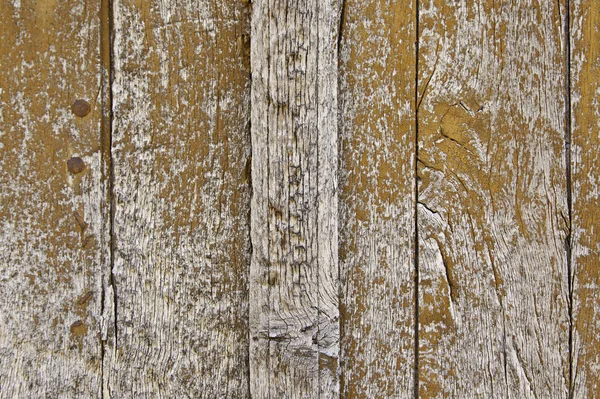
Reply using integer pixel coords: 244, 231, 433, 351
338, 0, 416, 397
570, 2, 600, 397
248, 0, 340, 396
105, 0, 252, 396
417, 0, 570, 396
0, 0, 107, 397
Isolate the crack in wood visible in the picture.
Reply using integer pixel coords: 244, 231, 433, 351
414, 1, 421, 397
564, 0, 574, 397
100, 0, 115, 396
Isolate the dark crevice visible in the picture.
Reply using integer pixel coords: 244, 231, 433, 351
439, 250, 455, 305
413, 0, 420, 397
337, 0, 347, 51
416, 39, 440, 113
417, 201, 438, 215
439, 127, 471, 153
100, 0, 115, 397
245, 163, 252, 399
245, 38, 253, 399
502, 309, 509, 394
565, 0, 574, 397
244, 1, 255, 397
244, 9, 252, 390
108, 0, 118, 360
99, 272, 106, 399
336, 1, 346, 396
108, 0, 118, 358
335, 0, 348, 395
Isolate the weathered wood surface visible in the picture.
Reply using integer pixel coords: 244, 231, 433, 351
4, 0, 600, 397
571, 2, 600, 397
105, 0, 252, 397
417, 0, 570, 397
249, 0, 341, 396
0, 0, 108, 397
338, 1, 416, 397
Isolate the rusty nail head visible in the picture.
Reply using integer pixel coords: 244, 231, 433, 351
71, 100, 91, 117
67, 157, 85, 174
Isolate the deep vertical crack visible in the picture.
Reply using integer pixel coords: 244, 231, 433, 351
245, 6, 253, 398
100, 0, 115, 397
337, 0, 347, 51
565, 0, 574, 397
413, 0, 420, 397
336, 1, 346, 396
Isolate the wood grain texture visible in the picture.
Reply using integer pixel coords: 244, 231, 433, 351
105, 0, 251, 396
417, 0, 570, 396
249, 0, 340, 396
338, 1, 416, 397
570, 2, 600, 397
0, 0, 108, 397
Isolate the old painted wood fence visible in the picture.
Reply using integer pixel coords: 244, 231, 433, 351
1, 0, 599, 397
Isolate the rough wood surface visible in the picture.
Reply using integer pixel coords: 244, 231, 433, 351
249, 0, 340, 396
5, 1, 600, 397
338, 1, 416, 397
105, 0, 252, 397
570, 2, 600, 397
0, 0, 107, 397
417, 0, 570, 396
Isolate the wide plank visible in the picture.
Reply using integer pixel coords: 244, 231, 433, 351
249, 0, 341, 396
338, 0, 416, 397
105, 0, 252, 396
570, 2, 600, 397
417, 0, 570, 396
0, 0, 108, 396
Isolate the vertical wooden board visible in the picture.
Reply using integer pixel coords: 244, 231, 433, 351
338, 0, 416, 397
249, 0, 340, 397
106, 0, 251, 397
570, 2, 600, 397
0, 0, 107, 397
417, 0, 570, 396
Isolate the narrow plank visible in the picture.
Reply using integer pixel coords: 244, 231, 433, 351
0, 0, 107, 396
105, 0, 252, 396
570, 2, 600, 397
417, 0, 570, 396
338, 0, 416, 397
249, 0, 340, 396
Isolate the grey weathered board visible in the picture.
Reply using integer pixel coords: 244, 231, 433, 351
249, 0, 340, 396
417, 0, 570, 397
1, 0, 598, 398
104, 0, 252, 397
